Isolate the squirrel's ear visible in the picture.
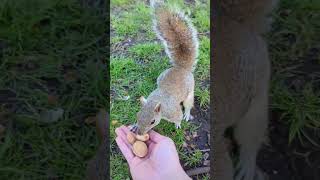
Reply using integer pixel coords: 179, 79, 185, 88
139, 96, 147, 106
154, 103, 161, 113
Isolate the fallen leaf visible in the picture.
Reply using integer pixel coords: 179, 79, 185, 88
0, 124, 5, 136
47, 95, 58, 105
111, 120, 118, 125
186, 136, 191, 141
122, 96, 130, 101
190, 144, 196, 148
203, 152, 209, 160
64, 71, 77, 82
85, 116, 97, 125
95, 109, 107, 142
182, 141, 188, 148
39, 108, 64, 123
192, 131, 198, 138
203, 160, 210, 166
0, 111, 9, 124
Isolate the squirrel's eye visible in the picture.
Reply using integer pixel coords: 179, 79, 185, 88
151, 120, 155, 125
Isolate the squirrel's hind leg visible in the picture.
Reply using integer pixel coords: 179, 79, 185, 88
175, 122, 181, 129
234, 90, 268, 180
183, 89, 194, 121
170, 109, 183, 129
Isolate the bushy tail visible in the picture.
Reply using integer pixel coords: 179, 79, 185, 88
151, 0, 199, 71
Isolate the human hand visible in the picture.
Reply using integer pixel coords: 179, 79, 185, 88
115, 125, 191, 180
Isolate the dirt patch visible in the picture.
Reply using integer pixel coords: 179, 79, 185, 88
258, 111, 320, 180
258, 47, 320, 180
284, 48, 320, 92
180, 98, 210, 179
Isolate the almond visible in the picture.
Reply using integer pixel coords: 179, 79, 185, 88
136, 133, 149, 142
132, 141, 148, 158
127, 132, 136, 144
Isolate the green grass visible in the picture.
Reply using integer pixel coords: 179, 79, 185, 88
192, 0, 210, 33
110, 0, 210, 179
269, 0, 320, 143
194, 36, 210, 108
110, 154, 130, 180
111, 0, 131, 7
129, 43, 163, 62
195, 88, 210, 108
268, 0, 320, 70
271, 80, 320, 144
0, 0, 106, 179
111, 1, 153, 38
180, 149, 203, 167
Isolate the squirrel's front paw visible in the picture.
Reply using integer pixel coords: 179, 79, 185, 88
129, 124, 138, 133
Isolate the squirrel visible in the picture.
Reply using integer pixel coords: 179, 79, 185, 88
213, 0, 278, 180
132, 0, 199, 135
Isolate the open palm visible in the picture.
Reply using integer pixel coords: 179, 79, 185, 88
115, 125, 191, 180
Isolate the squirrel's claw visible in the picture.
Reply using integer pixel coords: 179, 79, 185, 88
129, 124, 138, 133
183, 113, 194, 122
175, 123, 181, 129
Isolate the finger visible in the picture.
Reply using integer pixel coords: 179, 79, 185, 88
115, 137, 134, 162
116, 126, 133, 142
119, 125, 132, 135
148, 130, 166, 142
116, 125, 133, 137
115, 125, 127, 138
115, 127, 134, 152
115, 126, 132, 145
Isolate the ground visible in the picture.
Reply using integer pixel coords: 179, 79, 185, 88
110, 0, 210, 179
257, 0, 320, 179
0, 0, 107, 179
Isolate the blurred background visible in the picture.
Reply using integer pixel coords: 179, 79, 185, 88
256, 0, 320, 179
0, 0, 107, 179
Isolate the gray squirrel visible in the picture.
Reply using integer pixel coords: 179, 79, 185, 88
133, 0, 199, 135
213, 0, 278, 180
